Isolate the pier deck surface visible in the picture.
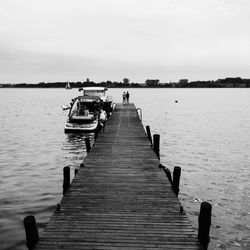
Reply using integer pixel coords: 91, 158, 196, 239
35, 103, 203, 249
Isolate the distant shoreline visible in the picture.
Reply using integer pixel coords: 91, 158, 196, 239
1, 86, 250, 89
1, 77, 250, 88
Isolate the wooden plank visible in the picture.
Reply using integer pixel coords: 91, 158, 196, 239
34, 103, 203, 250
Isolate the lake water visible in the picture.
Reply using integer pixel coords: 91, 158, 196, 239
0, 88, 249, 250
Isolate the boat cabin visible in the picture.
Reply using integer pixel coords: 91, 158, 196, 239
68, 96, 101, 122
79, 87, 112, 102
65, 87, 113, 133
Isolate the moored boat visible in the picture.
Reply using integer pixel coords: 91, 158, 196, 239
64, 96, 103, 133
79, 87, 113, 117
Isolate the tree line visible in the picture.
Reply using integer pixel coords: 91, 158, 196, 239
1, 77, 250, 88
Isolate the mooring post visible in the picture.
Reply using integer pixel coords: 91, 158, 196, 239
198, 202, 212, 249
63, 166, 70, 195
74, 168, 79, 176
159, 164, 173, 184
146, 125, 153, 145
164, 167, 173, 185
85, 138, 91, 153
56, 203, 61, 211
23, 215, 39, 250
153, 134, 160, 159
172, 166, 181, 196
102, 121, 106, 132
94, 130, 98, 141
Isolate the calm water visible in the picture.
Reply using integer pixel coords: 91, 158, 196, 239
0, 88, 249, 249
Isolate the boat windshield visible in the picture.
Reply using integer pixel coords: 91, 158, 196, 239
84, 90, 106, 98
78, 101, 99, 113
69, 99, 99, 117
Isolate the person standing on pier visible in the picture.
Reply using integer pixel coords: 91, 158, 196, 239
122, 92, 126, 104
126, 91, 130, 104
99, 107, 107, 132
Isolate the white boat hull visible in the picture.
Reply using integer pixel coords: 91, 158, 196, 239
64, 120, 98, 133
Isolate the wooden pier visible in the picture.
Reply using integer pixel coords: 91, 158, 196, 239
34, 103, 203, 249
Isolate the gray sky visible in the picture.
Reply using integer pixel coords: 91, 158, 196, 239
1, 0, 250, 83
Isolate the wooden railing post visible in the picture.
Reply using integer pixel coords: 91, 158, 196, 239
173, 166, 181, 196
146, 125, 152, 145
74, 168, 79, 176
56, 203, 61, 211
160, 164, 181, 196
159, 164, 173, 184
164, 168, 173, 185
153, 134, 160, 159
94, 130, 98, 141
63, 166, 70, 195
198, 202, 212, 249
102, 121, 106, 132
85, 138, 91, 153
23, 215, 39, 250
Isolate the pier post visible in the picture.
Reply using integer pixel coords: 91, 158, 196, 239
146, 125, 152, 145
23, 215, 39, 250
159, 164, 173, 184
85, 138, 91, 153
102, 121, 106, 132
198, 202, 212, 249
172, 166, 181, 196
74, 168, 79, 176
63, 166, 70, 195
153, 134, 160, 159
94, 130, 98, 141
56, 203, 61, 211
164, 167, 173, 185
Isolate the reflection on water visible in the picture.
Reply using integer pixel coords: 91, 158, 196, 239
0, 88, 250, 250
63, 134, 88, 162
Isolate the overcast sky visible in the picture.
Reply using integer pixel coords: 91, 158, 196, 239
1, 0, 250, 83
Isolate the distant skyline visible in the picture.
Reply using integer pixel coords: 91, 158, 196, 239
1, 0, 250, 83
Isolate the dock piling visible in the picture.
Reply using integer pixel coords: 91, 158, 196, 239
85, 138, 91, 153
146, 125, 152, 145
198, 202, 212, 249
102, 121, 106, 132
153, 134, 160, 159
23, 215, 39, 250
159, 164, 173, 184
160, 165, 180, 195
63, 166, 70, 195
180, 206, 184, 213
173, 166, 181, 196
56, 203, 61, 211
94, 130, 98, 140
136, 108, 142, 121
164, 167, 173, 185
74, 168, 79, 176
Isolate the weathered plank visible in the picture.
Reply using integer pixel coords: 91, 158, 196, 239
35, 103, 203, 250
